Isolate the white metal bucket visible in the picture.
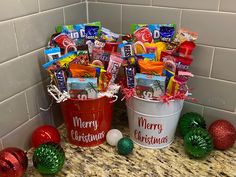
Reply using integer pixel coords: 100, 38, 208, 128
126, 96, 184, 149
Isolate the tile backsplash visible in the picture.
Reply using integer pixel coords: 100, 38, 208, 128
0, 0, 87, 150
1, 0, 236, 150
87, 1, 236, 124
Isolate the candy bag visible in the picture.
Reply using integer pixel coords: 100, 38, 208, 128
138, 60, 164, 76
53, 33, 76, 54
92, 48, 110, 69
177, 41, 196, 56
124, 65, 135, 88
136, 53, 155, 61
119, 42, 134, 58
86, 21, 102, 36
67, 77, 98, 99
101, 27, 119, 42
44, 47, 61, 61
160, 26, 175, 42
107, 54, 123, 83
104, 42, 119, 53
174, 28, 198, 44
122, 34, 133, 42
85, 25, 99, 43
135, 73, 166, 99
155, 42, 167, 61
133, 27, 153, 43
98, 70, 112, 92
69, 63, 96, 78
54, 69, 67, 92
148, 24, 176, 42
167, 75, 188, 96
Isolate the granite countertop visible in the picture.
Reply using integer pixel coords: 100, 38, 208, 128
25, 107, 236, 177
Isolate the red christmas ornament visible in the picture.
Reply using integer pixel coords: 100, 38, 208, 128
31, 125, 61, 148
208, 120, 236, 150
0, 147, 28, 177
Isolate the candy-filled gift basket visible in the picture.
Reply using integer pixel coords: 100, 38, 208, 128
42, 21, 198, 149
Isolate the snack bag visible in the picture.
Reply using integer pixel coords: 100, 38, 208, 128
101, 27, 119, 42
174, 28, 198, 44
69, 63, 96, 78
119, 42, 134, 58
159, 26, 175, 42
148, 24, 176, 42
135, 73, 166, 99
53, 33, 76, 54
44, 47, 61, 61
91, 48, 110, 69
67, 78, 98, 99
167, 75, 188, 96
85, 25, 99, 43
138, 60, 164, 76
133, 27, 153, 43
98, 70, 112, 92
54, 69, 67, 92
124, 65, 136, 88
107, 54, 123, 83
134, 41, 146, 54
177, 41, 196, 56
136, 53, 155, 61
155, 42, 167, 61
122, 34, 133, 42
130, 24, 147, 34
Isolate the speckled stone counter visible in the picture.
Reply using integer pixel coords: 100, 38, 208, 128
25, 108, 236, 177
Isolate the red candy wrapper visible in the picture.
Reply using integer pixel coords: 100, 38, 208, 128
54, 33, 76, 54
177, 41, 196, 57
133, 27, 153, 43
107, 55, 123, 84
104, 42, 119, 53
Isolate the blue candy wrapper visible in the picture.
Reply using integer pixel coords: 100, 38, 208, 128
85, 25, 99, 43
67, 78, 98, 99
148, 24, 176, 42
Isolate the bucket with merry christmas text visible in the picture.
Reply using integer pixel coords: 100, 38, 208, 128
126, 96, 184, 149
60, 96, 113, 147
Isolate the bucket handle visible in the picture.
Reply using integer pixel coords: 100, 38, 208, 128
109, 95, 118, 104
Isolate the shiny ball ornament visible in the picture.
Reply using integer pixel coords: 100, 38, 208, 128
0, 147, 28, 177
31, 125, 61, 148
179, 112, 206, 137
117, 137, 134, 155
33, 143, 65, 175
208, 120, 236, 150
106, 129, 123, 146
184, 128, 213, 158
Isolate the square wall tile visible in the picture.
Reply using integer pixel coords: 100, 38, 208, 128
2, 112, 52, 150
181, 10, 236, 48
26, 82, 50, 119
181, 102, 203, 116
14, 9, 64, 55
220, 0, 236, 13
0, 22, 18, 64
188, 76, 236, 111
191, 45, 214, 77
203, 107, 236, 127
0, 49, 47, 102
39, 0, 81, 11
153, 0, 218, 11
88, 3, 121, 33
0, 0, 38, 21
122, 5, 180, 33
0, 93, 28, 137
64, 3, 87, 25
211, 48, 236, 82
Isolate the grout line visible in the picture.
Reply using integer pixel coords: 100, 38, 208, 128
194, 75, 236, 84
201, 106, 205, 116
209, 48, 215, 77
62, 8, 66, 25
86, 1, 89, 23
178, 9, 183, 28
120, 5, 123, 34
12, 22, 20, 57
24, 92, 31, 120
196, 43, 236, 51
37, 0, 41, 12
0, 79, 44, 105
0, 2, 83, 24
0, 112, 42, 140
0, 47, 45, 66
203, 105, 236, 114
150, 0, 153, 6
218, 0, 221, 11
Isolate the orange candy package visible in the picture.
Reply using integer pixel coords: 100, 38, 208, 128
138, 60, 164, 76
69, 63, 96, 78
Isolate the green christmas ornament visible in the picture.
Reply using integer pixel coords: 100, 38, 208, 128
179, 112, 206, 137
184, 128, 213, 158
117, 137, 134, 155
33, 143, 65, 175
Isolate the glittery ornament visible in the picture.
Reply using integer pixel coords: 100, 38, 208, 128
0, 147, 28, 177
208, 120, 236, 150
179, 112, 206, 137
31, 125, 61, 148
184, 128, 213, 158
33, 143, 65, 175
106, 129, 123, 146
117, 137, 134, 155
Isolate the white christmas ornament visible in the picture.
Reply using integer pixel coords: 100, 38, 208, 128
106, 129, 123, 146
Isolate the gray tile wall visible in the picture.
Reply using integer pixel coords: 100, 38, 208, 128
88, 0, 236, 126
0, 0, 87, 150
